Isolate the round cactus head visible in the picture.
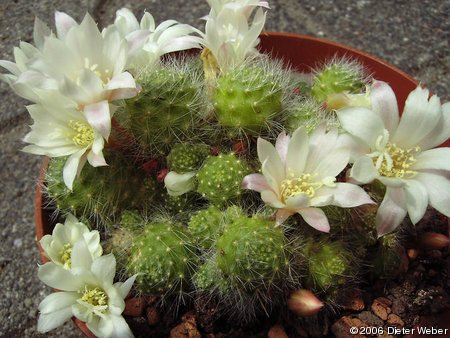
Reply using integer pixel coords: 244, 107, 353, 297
127, 221, 197, 294
167, 143, 210, 173
196, 153, 250, 206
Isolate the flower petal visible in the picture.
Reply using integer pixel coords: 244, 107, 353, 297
261, 190, 285, 208
413, 148, 450, 172
350, 155, 379, 184
286, 127, 309, 176
419, 102, 450, 149
393, 86, 441, 148
37, 306, 73, 333
38, 291, 78, 314
87, 148, 107, 167
106, 72, 138, 101
165, 171, 196, 196
257, 137, 284, 183
298, 208, 330, 233
370, 80, 399, 134
55, 11, 78, 39
241, 173, 271, 192
92, 254, 116, 285
322, 182, 374, 208
415, 171, 450, 217
38, 263, 84, 291
275, 209, 294, 225
376, 187, 407, 236
275, 131, 290, 166
285, 193, 310, 209
337, 107, 386, 148
115, 274, 138, 300
84, 100, 111, 140
63, 149, 86, 190
404, 179, 429, 224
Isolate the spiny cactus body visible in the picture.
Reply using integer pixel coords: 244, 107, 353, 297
311, 58, 366, 104
213, 59, 287, 133
127, 221, 197, 294
167, 143, 210, 173
123, 57, 206, 154
188, 205, 223, 250
196, 153, 249, 206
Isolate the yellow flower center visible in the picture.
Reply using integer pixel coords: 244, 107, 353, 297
280, 173, 336, 203
69, 120, 94, 147
84, 58, 111, 84
368, 130, 420, 179
60, 243, 72, 269
80, 286, 108, 307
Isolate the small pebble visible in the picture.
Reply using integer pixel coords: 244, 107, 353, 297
146, 306, 160, 326
268, 325, 288, 338
371, 297, 392, 321
123, 297, 145, 317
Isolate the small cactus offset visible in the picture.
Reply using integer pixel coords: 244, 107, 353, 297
167, 143, 210, 173
127, 220, 198, 295
213, 58, 291, 134
122, 56, 207, 155
196, 153, 250, 206
311, 57, 368, 106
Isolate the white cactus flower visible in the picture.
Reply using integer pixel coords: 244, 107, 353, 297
39, 214, 102, 269
242, 126, 374, 232
114, 8, 201, 71
38, 251, 136, 338
200, 0, 269, 70
337, 81, 450, 236
22, 93, 108, 190
164, 171, 197, 196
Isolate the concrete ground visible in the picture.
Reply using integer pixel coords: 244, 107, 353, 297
0, 0, 448, 337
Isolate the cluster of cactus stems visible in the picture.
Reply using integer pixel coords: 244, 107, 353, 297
44, 52, 406, 321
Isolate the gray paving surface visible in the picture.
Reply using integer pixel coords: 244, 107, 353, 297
0, 0, 448, 337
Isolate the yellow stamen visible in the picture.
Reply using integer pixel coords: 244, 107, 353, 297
80, 286, 108, 307
59, 243, 72, 269
371, 142, 420, 178
69, 120, 94, 147
280, 173, 332, 203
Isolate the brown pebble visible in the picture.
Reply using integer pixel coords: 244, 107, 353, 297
387, 313, 404, 328
331, 316, 366, 338
268, 325, 289, 338
123, 297, 145, 317
339, 288, 365, 311
170, 322, 201, 338
371, 297, 392, 321
146, 306, 160, 326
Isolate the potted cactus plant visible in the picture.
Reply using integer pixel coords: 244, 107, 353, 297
2, 1, 449, 337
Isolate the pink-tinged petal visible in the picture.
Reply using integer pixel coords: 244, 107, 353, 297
404, 180, 428, 224
413, 148, 450, 172
275, 131, 291, 165
261, 190, 285, 208
63, 149, 86, 190
84, 101, 111, 140
38, 263, 85, 291
415, 172, 450, 217
298, 208, 330, 233
87, 149, 107, 167
285, 193, 310, 209
310, 193, 334, 207
241, 173, 271, 192
337, 107, 386, 148
275, 209, 295, 226
257, 138, 284, 183
288, 289, 324, 317
350, 156, 379, 184
107, 72, 138, 100
376, 187, 407, 237
126, 30, 150, 56
55, 11, 78, 39
322, 182, 374, 208
370, 80, 399, 134
393, 86, 441, 148
286, 127, 309, 176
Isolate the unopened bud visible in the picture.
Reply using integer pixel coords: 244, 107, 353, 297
287, 289, 324, 317
420, 232, 450, 250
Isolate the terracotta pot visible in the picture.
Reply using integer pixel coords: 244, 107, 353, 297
33, 32, 449, 337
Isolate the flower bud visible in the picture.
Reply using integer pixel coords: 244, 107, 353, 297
420, 232, 450, 250
287, 289, 324, 317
